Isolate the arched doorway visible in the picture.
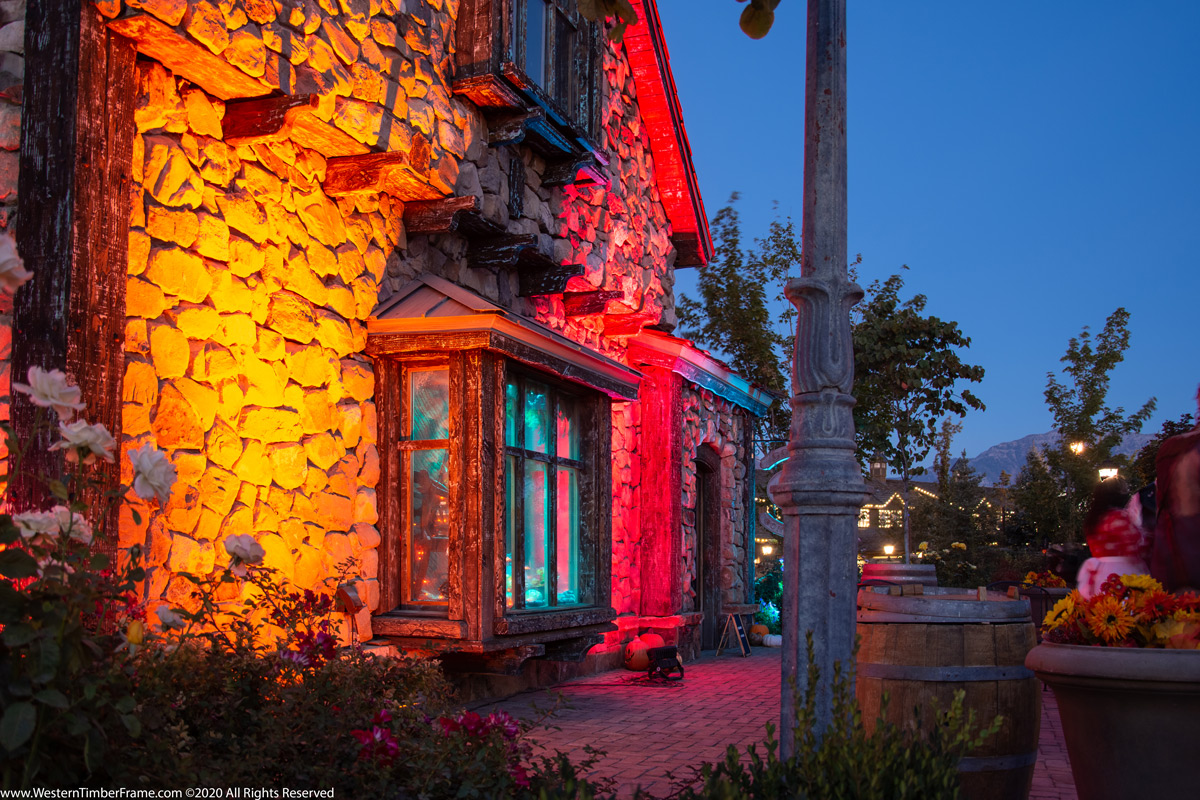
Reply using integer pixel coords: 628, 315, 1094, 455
694, 446, 721, 649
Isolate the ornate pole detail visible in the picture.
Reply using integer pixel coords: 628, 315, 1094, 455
769, 0, 867, 752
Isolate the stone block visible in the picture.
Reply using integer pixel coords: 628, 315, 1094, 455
323, 282, 355, 318
303, 432, 343, 471
213, 313, 258, 347
143, 135, 204, 208
185, 1, 230, 55
268, 442, 308, 490
153, 383, 205, 449
334, 403, 362, 449
340, 359, 373, 401
218, 187, 270, 244
300, 388, 334, 434
209, 270, 253, 313
128, 229, 152, 276
294, 189, 347, 248
176, 304, 221, 340
314, 312, 355, 357
353, 488, 377, 525
183, 88, 223, 138
127, 278, 169, 319
149, 324, 190, 379
199, 465, 240, 517
228, 235, 266, 277
227, 29, 268, 77
258, 533, 295, 582
147, 246, 212, 302
123, 360, 160, 408
264, 292, 317, 343
175, 377, 219, 431
195, 214, 231, 260
167, 534, 215, 574
234, 439, 272, 486
206, 420, 243, 470
240, 407, 303, 443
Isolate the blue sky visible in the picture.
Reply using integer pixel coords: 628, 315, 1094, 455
657, 1, 1200, 457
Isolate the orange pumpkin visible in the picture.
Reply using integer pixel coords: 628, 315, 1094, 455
623, 637, 651, 670
748, 624, 769, 645
640, 633, 665, 649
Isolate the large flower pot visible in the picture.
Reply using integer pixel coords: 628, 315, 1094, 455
1025, 643, 1200, 800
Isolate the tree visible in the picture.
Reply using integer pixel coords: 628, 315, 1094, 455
1010, 449, 1067, 546
853, 272, 986, 561
910, 420, 992, 551
1041, 308, 1156, 540
677, 195, 793, 446
1131, 413, 1195, 489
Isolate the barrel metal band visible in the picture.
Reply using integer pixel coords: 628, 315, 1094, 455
857, 663, 1035, 682
958, 752, 1038, 772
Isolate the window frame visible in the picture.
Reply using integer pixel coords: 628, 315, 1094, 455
503, 365, 593, 613
374, 346, 615, 640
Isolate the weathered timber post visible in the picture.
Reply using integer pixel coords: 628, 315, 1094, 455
12, 1, 134, 558
768, 0, 866, 752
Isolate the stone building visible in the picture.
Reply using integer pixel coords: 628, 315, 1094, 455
1, 0, 771, 684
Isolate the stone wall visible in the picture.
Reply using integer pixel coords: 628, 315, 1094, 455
680, 386, 750, 610
86, 0, 681, 642
0, 0, 22, 488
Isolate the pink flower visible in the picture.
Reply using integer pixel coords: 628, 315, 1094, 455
0, 233, 31, 293
50, 419, 116, 464
13, 367, 85, 420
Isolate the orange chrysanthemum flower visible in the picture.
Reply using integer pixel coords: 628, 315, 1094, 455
1131, 590, 1178, 621
1084, 595, 1136, 644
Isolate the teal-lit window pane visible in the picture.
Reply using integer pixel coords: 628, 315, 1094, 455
505, 379, 519, 448
407, 449, 448, 603
410, 368, 449, 440
524, 381, 550, 454
556, 466, 581, 604
524, 461, 549, 608
505, 455, 516, 609
556, 397, 579, 460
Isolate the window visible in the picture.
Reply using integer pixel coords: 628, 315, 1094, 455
504, 370, 589, 610
454, 0, 602, 152
879, 509, 900, 529
398, 362, 451, 609
858, 509, 871, 528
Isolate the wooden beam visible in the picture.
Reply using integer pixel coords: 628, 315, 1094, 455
672, 231, 706, 267
13, 2, 134, 558
106, 14, 367, 157
467, 233, 582, 296
324, 136, 447, 202
372, 615, 468, 639
564, 290, 623, 316
402, 195, 504, 238
223, 93, 318, 146
451, 74, 523, 109
486, 108, 543, 146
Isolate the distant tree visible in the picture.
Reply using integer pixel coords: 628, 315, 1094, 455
853, 272, 986, 561
677, 195, 793, 446
910, 422, 990, 551
1010, 449, 1067, 546
1131, 413, 1195, 489
1042, 308, 1156, 540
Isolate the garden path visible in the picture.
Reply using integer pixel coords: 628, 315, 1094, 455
479, 648, 1076, 800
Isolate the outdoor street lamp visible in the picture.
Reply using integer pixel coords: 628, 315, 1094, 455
1098, 460, 1119, 481
883, 544, 895, 557
1069, 441, 1085, 455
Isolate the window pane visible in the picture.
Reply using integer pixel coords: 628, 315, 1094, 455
407, 449, 449, 604
556, 466, 581, 605
556, 396, 579, 459
552, 10, 575, 110
505, 379, 519, 448
505, 454, 516, 609
410, 368, 449, 440
524, 380, 550, 454
525, 0, 547, 88
524, 460, 549, 608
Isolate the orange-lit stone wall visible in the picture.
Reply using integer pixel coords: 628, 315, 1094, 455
94, 0, 682, 645
0, 0, 23, 485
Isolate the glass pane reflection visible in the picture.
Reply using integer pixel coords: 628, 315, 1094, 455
410, 368, 449, 440
407, 449, 449, 603
556, 466, 580, 604
524, 460, 549, 608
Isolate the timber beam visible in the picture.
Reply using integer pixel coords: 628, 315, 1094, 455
223, 93, 318, 146
402, 195, 504, 238
323, 135, 450, 202
467, 234, 581, 297
564, 290, 623, 317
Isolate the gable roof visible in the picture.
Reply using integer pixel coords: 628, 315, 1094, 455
623, 0, 712, 267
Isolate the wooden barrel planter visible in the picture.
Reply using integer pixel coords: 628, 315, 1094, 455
861, 562, 938, 587
856, 587, 1041, 800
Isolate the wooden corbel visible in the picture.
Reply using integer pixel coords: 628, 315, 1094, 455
223, 94, 318, 146
564, 289, 623, 316
487, 108, 544, 147
402, 195, 504, 238
468, 234, 582, 296
323, 134, 447, 202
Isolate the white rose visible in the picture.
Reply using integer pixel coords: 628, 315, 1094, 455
13, 510, 59, 544
157, 607, 188, 631
12, 366, 86, 420
49, 420, 116, 465
51, 505, 92, 546
128, 444, 177, 505
224, 534, 265, 566
0, 233, 31, 293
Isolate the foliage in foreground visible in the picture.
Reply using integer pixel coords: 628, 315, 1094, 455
668, 636, 998, 800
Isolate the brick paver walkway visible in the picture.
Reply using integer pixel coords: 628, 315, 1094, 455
481, 648, 1077, 799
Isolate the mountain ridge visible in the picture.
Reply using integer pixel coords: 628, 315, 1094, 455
968, 431, 1154, 486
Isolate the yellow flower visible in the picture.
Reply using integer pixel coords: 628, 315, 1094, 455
1085, 595, 1136, 644
951, 542, 967, 551
125, 619, 144, 646
1120, 574, 1163, 594
918, 541, 929, 552
1043, 593, 1078, 631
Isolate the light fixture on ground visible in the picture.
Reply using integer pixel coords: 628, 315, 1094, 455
882, 544, 895, 557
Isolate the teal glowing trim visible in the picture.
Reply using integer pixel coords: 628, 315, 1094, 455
762, 455, 790, 471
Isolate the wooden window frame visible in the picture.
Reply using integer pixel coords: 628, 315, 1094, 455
376, 345, 614, 640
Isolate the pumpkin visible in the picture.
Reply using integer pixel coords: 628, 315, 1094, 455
640, 633, 665, 649
762, 634, 783, 647
748, 624, 769, 645
623, 637, 651, 670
